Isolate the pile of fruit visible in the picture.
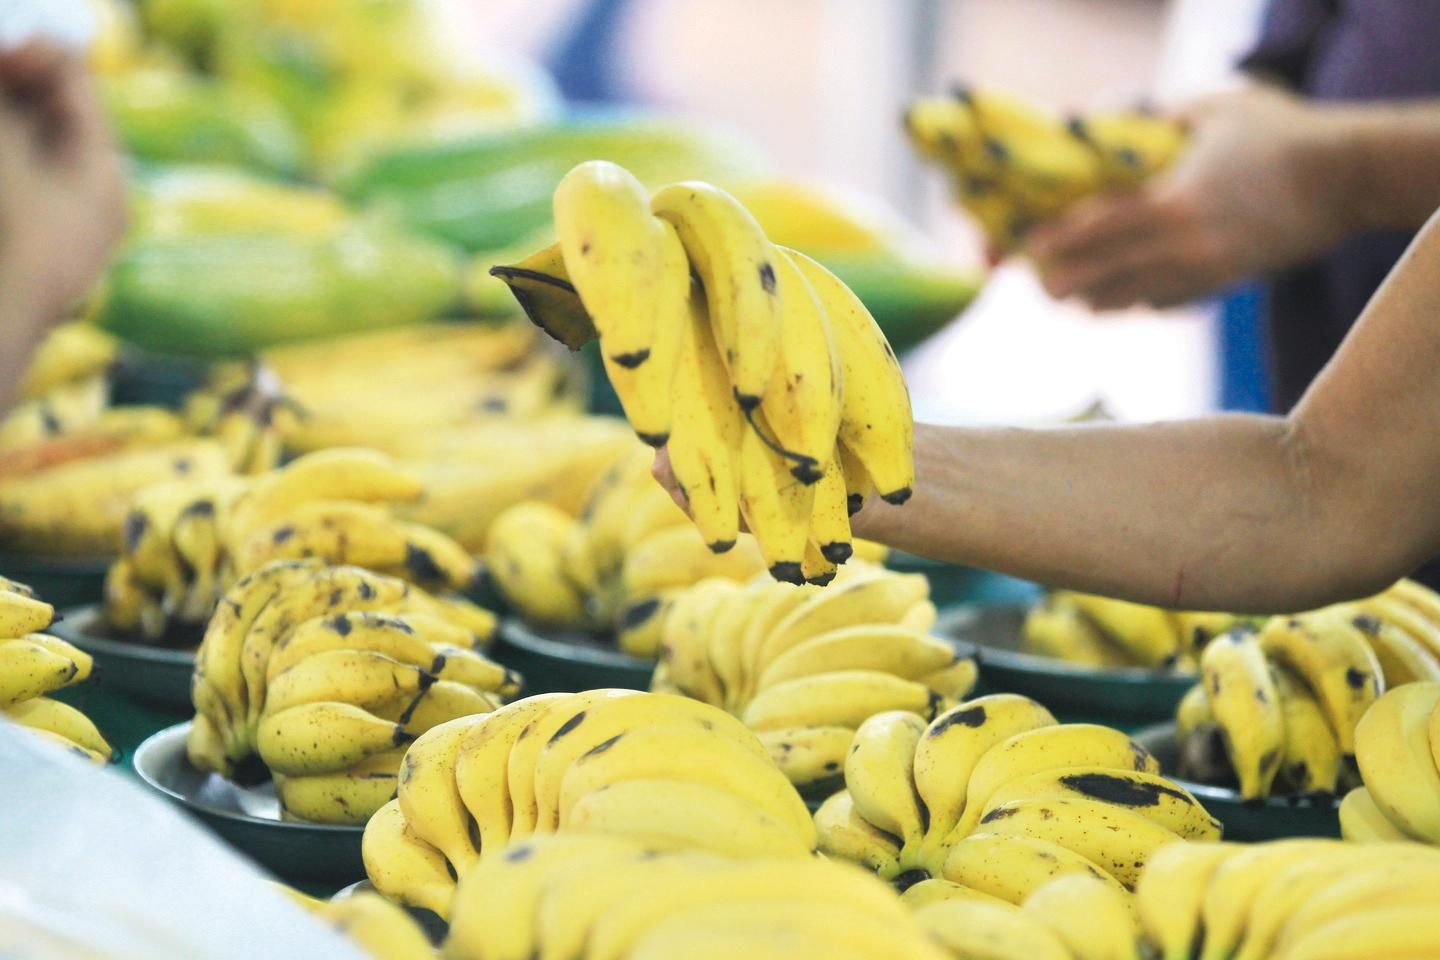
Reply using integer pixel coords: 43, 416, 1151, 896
362, 690, 815, 919
646, 564, 975, 789
186, 559, 511, 824
0, 579, 115, 763
280, 886, 435, 960
1176, 578, 1440, 800
494, 162, 915, 584
1022, 590, 1244, 671
103, 447, 477, 642
815, 694, 1220, 892
905, 88, 1186, 250
1341, 680, 1440, 844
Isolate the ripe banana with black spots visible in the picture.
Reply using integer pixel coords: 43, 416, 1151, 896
845, 710, 930, 854
362, 797, 458, 919
741, 669, 940, 732
814, 789, 902, 877
1200, 627, 1285, 799
757, 725, 855, 790
273, 748, 405, 825
1272, 663, 1342, 794
1059, 591, 1181, 667
1024, 873, 1142, 960
4, 695, 115, 760
0, 636, 87, 707
453, 693, 570, 854
977, 765, 1220, 841
1134, 841, 1240, 960
0, 591, 56, 639
1258, 609, 1383, 755
939, 832, 1125, 905
256, 701, 413, 776
398, 715, 489, 875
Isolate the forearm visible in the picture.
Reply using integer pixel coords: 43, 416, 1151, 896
1316, 100, 1440, 234
0, 270, 49, 408
853, 418, 1406, 614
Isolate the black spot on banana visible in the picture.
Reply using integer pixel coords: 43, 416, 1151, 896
620, 598, 662, 629
893, 869, 931, 892
930, 705, 987, 736
583, 734, 623, 758
980, 806, 1019, 824
327, 614, 352, 636
1057, 772, 1192, 809
610, 348, 651, 370
548, 711, 587, 744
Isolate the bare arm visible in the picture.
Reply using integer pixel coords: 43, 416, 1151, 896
853, 209, 1440, 614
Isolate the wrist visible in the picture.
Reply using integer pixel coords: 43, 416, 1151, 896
1303, 106, 1395, 236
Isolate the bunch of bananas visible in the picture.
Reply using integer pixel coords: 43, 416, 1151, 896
1175, 578, 1440, 800
905, 88, 1185, 251
1023, 591, 1244, 671
1341, 680, 1440, 845
186, 559, 510, 826
176, 361, 295, 477
0, 579, 116, 763
642, 563, 976, 790
105, 447, 478, 641
279, 886, 435, 960
816, 693, 1219, 897
493, 161, 915, 585
362, 690, 816, 920
437, 832, 947, 960
1133, 839, 1440, 960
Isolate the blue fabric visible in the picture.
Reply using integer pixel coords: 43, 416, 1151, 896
546, 0, 637, 104
1217, 284, 1272, 413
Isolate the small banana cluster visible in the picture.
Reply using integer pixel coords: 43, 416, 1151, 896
0, 578, 115, 763
438, 832, 947, 960
494, 161, 915, 584
362, 690, 816, 920
264, 322, 584, 457
186, 559, 510, 826
179, 361, 296, 477
644, 563, 974, 789
279, 886, 435, 960
1133, 839, 1440, 960
1024, 591, 1244, 670
1176, 578, 1440, 800
1341, 680, 1440, 845
816, 693, 1219, 899
105, 447, 477, 641
904, 88, 1186, 250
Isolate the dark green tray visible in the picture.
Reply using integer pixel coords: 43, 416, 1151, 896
1132, 723, 1341, 841
491, 618, 653, 695
50, 604, 198, 710
134, 721, 367, 885
0, 553, 109, 609
937, 604, 1195, 722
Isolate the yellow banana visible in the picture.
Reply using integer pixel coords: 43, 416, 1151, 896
1134, 841, 1240, 960
1200, 627, 1285, 798
1023, 873, 1142, 960
273, 748, 405, 825
361, 797, 456, 920
845, 710, 929, 852
1273, 663, 1342, 794
453, 693, 571, 854
1353, 682, 1440, 842
977, 765, 1220, 841
1258, 609, 1383, 755
1059, 591, 1181, 667
757, 725, 855, 790
736, 412, 815, 583
4, 696, 114, 759
940, 831, 1126, 905
398, 714, 488, 876
256, 701, 412, 776
741, 669, 940, 732
755, 624, 959, 691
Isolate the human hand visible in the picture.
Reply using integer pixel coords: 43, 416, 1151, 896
0, 41, 126, 325
1025, 85, 1354, 310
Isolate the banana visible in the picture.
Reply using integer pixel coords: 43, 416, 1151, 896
1023, 594, 1131, 666
567, 777, 813, 858
706, 576, 765, 709
1171, 610, 1243, 654
105, 558, 152, 635
362, 797, 457, 920
123, 480, 195, 607
736, 580, 815, 702
1347, 607, 1440, 686
231, 501, 419, 582
1353, 682, 1440, 842
256, 701, 412, 776
170, 485, 238, 624
1275, 857, 1440, 954
531, 691, 774, 832
958, 723, 1159, 837
445, 833, 647, 960
977, 766, 1220, 841
1066, 110, 1186, 188
837, 440, 873, 514
1273, 663, 1342, 794
757, 725, 855, 789
756, 625, 959, 691
620, 525, 767, 598
741, 669, 940, 732
453, 693, 570, 854
396, 592, 499, 647
1175, 682, 1213, 740
1385, 577, 1440, 624
315, 890, 435, 960
785, 249, 914, 503
1258, 610, 1383, 755
918, 654, 980, 701
975, 796, 1182, 888
1271, 904, 1440, 960
657, 577, 735, 706
901, 877, 1018, 910
14, 633, 92, 680
940, 832, 1127, 905
506, 689, 638, 840
0, 576, 35, 597
757, 569, 930, 674
801, 539, 839, 585
814, 789, 903, 877
1338, 785, 1412, 842
1350, 593, 1440, 661
844, 710, 929, 855
651, 179, 782, 414
0, 637, 83, 707
1134, 841, 1240, 960
1023, 873, 1142, 960
18, 322, 116, 400
1059, 591, 1181, 667
556, 724, 813, 841
736, 413, 816, 583
1231, 845, 1377, 960
3, 696, 114, 759
273, 748, 405, 825
912, 695, 1058, 859
398, 714, 487, 876
1200, 627, 1285, 798
1195, 839, 1346, 960
615, 593, 673, 658
900, 598, 939, 633
806, 445, 853, 566
0, 591, 56, 638
395, 521, 479, 592
264, 649, 434, 716
488, 244, 597, 350
23, 726, 112, 763
375, 679, 500, 737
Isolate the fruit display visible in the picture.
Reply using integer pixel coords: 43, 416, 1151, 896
279, 886, 436, 960
1022, 591, 1245, 671
362, 690, 816, 918
1133, 839, 1440, 960
905, 88, 1186, 251
814, 694, 1219, 895
1340, 680, 1440, 844
493, 162, 915, 584
185, 560, 512, 825
641, 563, 975, 789
437, 832, 948, 960
127, 165, 353, 240
0, 579, 116, 763
101, 446, 478, 642
1173, 579, 1440, 801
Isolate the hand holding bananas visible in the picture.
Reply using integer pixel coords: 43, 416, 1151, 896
186, 560, 512, 825
0, 577, 116, 763
493, 161, 915, 585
